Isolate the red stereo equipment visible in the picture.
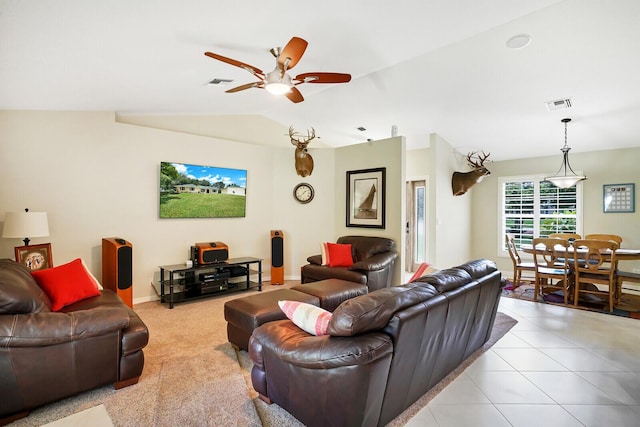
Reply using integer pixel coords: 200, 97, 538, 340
194, 242, 229, 265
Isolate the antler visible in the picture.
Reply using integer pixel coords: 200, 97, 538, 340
289, 126, 316, 147
466, 151, 490, 168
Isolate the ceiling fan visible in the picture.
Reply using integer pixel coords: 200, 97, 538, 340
204, 36, 351, 103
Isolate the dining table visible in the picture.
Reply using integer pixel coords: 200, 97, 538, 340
520, 243, 640, 261
520, 242, 640, 304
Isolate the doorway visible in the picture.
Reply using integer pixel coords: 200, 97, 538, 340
405, 179, 428, 274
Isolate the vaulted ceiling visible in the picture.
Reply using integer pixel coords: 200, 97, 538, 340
2, 0, 640, 160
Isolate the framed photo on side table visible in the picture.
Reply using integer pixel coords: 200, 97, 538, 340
15, 243, 53, 272
603, 183, 635, 213
346, 167, 386, 228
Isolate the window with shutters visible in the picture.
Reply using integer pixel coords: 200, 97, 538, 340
499, 175, 582, 255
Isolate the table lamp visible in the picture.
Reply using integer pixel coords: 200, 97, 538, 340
2, 208, 50, 246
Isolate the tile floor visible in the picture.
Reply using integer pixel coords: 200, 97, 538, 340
405, 296, 640, 427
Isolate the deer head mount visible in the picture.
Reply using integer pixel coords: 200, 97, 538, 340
289, 126, 315, 177
451, 151, 491, 196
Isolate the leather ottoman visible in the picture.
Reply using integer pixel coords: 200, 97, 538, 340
224, 289, 319, 351
292, 279, 368, 311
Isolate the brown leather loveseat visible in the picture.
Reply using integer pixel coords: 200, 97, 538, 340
0, 259, 149, 425
250, 259, 503, 427
301, 235, 398, 291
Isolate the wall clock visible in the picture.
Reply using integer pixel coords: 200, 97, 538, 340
293, 183, 314, 204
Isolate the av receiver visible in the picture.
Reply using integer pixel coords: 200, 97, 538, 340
193, 242, 229, 265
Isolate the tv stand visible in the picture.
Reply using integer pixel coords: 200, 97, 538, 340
155, 257, 262, 309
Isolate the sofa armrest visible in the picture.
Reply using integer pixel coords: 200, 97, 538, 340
306, 254, 323, 265
249, 320, 393, 427
0, 306, 130, 347
350, 251, 398, 272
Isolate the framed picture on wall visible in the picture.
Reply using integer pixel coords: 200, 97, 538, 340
603, 183, 635, 213
15, 243, 53, 272
346, 167, 386, 228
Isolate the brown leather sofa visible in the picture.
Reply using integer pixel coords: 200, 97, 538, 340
250, 259, 503, 427
0, 259, 149, 425
301, 235, 398, 291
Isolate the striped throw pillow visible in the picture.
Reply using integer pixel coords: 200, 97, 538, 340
278, 300, 332, 336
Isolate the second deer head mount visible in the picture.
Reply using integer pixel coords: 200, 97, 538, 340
289, 126, 316, 177
451, 151, 491, 196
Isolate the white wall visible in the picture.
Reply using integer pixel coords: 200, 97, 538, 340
335, 137, 406, 285
405, 134, 473, 269
0, 111, 337, 303
271, 146, 336, 278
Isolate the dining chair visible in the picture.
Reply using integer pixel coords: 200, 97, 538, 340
549, 233, 582, 240
615, 270, 640, 305
585, 234, 623, 292
572, 239, 618, 312
505, 234, 535, 288
584, 233, 623, 245
532, 238, 572, 305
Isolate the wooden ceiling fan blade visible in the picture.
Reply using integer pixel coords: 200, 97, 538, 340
278, 37, 308, 70
285, 87, 304, 103
225, 82, 261, 93
295, 72, 352, 84
204, 52, 264, 77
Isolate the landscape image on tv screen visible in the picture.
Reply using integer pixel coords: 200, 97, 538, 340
159, 161, 247, 218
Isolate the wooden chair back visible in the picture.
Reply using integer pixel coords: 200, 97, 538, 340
572, 239, 618, 311
532, 237, 571, 304
549, 233, 582, 240
532, 238, 570, 269
505, 234, 522, 265
584, 234, 623, 245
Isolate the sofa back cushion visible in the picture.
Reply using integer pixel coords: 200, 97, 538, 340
337, 236, 395, 263
457, 259, 498, 280
327, 283, 438, 336
411, 267, 472, 293
0, 259, 50, 314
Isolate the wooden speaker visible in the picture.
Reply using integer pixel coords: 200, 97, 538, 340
102, 237, 133, 308
270, 230, 284, 285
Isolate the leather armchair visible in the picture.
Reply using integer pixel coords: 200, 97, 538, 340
301, 236, 398, 291
0, 259, 149, 425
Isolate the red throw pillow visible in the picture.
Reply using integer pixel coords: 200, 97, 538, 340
31, 258, 101, 311
326, 243, 354, 267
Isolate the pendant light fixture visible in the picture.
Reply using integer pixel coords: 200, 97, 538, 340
545, 118, 587, 189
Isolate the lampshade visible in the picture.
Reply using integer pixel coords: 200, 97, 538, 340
2, 210, 49, 246
544, 118, 587, 189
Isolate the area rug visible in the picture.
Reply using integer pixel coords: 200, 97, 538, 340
502, 280, 640, 319
9, 284, 516, 426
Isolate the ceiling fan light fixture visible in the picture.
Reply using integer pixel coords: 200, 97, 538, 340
264, 69, 292, 95
545, 118, 587, 189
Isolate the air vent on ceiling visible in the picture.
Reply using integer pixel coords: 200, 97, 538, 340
208, 78, 234, 85
545, 97, 573, 111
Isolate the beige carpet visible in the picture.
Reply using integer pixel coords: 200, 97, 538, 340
9, 283, 516, 426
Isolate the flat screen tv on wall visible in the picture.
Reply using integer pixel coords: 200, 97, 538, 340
159, 161, 247, 218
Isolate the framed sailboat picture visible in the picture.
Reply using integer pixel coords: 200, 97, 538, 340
346, 167, 386, 228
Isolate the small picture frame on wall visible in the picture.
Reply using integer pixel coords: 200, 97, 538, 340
346, 167, 386, 228
15, 243, 53, 272
603, 183, 635, 213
